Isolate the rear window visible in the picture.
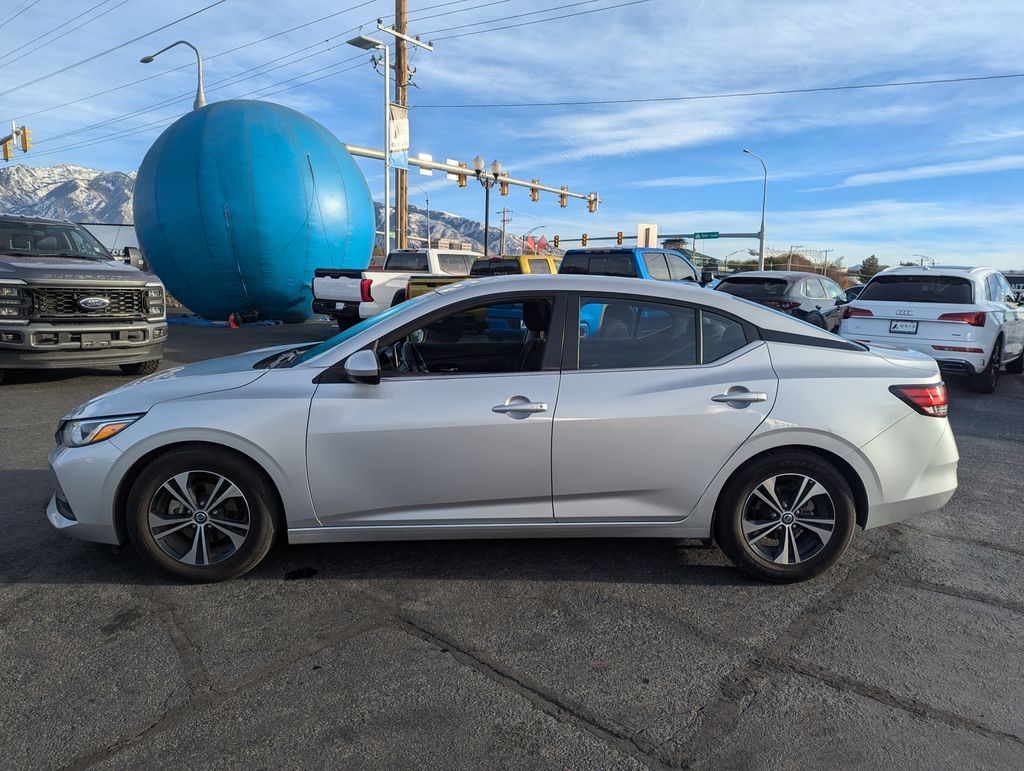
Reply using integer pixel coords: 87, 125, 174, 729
859, 275, 974, 304
470, 258, 522, 276
559, 251, 638, 277
716, 277, 790, 298
383, 252, 429, 271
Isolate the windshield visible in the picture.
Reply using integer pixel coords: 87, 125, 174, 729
859, 275, 973, 303
716, 277, 790, 298
289, 291, 435, 366
0, 221, 111, 260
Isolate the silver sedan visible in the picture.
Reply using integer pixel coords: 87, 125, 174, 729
48, 275, 958, 582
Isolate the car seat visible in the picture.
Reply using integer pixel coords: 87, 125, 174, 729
512, 302, 551, 371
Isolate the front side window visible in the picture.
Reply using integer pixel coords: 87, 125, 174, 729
822, 279, 846, 300
376, 297, 556, 376
642, 252, 670, 280
665, 253, 698, 281
803, 279, 827, 299
577, 297, 697, 369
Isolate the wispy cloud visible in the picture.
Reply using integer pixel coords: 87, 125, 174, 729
827, 154, 1024, 188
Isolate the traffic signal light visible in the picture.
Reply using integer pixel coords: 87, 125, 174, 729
616, 231, 623, 245
458, 161, 467, 188
581, 233, 588, 247
1, 141, 12, 162
18, 126, 30, 152
530, 179, 539, 202
499, 180, 509, 196
587, 193, 598, 213
559, 185, 567, 208
553, 235, 559, 248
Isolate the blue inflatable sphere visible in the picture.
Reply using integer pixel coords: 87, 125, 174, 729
133, 100, 374, 322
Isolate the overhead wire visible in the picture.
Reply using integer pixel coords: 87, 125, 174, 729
0, 0, 43, 26
415, 71, 1024, 108
0, 0, 130, 68
0, 0, 228, 99
431, 0, 651, 40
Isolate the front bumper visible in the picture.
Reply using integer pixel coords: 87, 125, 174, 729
47, 441, 126, 545
0, 320, 166, 369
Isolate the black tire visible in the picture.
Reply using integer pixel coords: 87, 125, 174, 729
120, 359, 160, 376
807, 313, 827, 329
335, 317, 356, 331
125, 446, 280, 582
714, 450, 857, 583
968, 337, 1002, 393
1006, 348, 1024, 375
0, 369, 5, 385
391, 290, 407, 307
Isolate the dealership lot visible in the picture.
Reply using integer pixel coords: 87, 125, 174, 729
1, 321, 1022, 769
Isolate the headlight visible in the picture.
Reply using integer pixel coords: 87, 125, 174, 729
146, 287, 165, 317
58, 415, 142, 447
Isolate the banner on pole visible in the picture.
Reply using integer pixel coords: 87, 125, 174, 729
389, 103, 409, 170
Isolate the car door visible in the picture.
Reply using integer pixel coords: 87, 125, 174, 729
994, 273, 1024, 360
306, 293, 566, 527
820, 278, 847, 331
551, 293, 778, 523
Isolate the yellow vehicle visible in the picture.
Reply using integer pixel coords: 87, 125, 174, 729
406, 255, 560, 298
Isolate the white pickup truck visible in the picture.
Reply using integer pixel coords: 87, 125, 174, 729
312, 248, 483, 329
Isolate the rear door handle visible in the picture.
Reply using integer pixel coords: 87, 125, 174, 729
712, 388, 768, 405
493, 395, 548, 415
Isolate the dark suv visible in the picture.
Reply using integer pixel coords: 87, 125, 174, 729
0, 215, 167, 382
714, 271, 847, 331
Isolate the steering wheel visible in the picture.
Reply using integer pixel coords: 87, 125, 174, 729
400, 341, 428, 373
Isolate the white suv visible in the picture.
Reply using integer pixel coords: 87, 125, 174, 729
839, 266, 1024, 393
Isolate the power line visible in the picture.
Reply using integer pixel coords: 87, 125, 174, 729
0, 0, 229, 99
408, 0, 512, 26
416, 71, 1024, 108
0, 0, 43, 26
432, 0, 651, 40
422, 0, 610, 36
0, 0, 129, 68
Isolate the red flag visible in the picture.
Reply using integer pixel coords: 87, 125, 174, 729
526, 235, 536, 253
537, 235, 549, 252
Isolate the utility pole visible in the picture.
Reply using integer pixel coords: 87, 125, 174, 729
821, 248, 834, 275
394, 0, 409, 249
498, 207, 511, 255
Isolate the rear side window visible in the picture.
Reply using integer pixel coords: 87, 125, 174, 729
702, 312, 749, 362
470, 258, 521, 276
717, 277, 790, 298
559, 252, 638, 277
859, 275, 973, 304
642, 252, 670, 280
666, 253, 698, 281
578, 297, 697, 369
384, 252, 429, 271
803, 279, 827, 299
528, 259, 551, 274
438, 253, 472, 275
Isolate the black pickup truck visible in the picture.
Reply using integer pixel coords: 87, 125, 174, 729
0, 215, 167, 382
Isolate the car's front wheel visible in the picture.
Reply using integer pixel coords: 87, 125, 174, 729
714, 450, 856, 582
125, 447, 280, 582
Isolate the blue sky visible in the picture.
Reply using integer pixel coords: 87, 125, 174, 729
5, 0, 1024, 268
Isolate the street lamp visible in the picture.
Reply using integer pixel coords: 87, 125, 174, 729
522, 224, 546, 255
140, 40, 206, 110
722, 248, 746, 272
348, 34, 391, 255
473, 156, 502, 256
912, 253, 934, 267
413, 186, 431, 249
743, 149, 768, 270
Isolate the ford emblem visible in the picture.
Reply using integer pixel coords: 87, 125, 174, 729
78, 296, 111, 310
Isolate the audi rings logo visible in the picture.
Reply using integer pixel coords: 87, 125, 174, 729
77, 296, 111, 310
895, 309, 914, 317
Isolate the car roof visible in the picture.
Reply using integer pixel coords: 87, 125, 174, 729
0, 213, 76, 226
720, 270, 820, 280
873, 265, 993, 279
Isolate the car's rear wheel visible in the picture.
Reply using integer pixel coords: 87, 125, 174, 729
126, 447, 279, 582
120, 360, 160, 376
714, 450, 856, 582
1006, 348, 1024, 375
968, 337, 1002, 393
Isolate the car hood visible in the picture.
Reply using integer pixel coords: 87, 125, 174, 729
0, 255, 159, 283
65, 343, 303, 419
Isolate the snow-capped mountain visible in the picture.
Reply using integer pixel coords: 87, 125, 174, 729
0, 164, 547, 255
0, 163, 135, 222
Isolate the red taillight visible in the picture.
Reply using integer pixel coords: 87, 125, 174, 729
764, 300, 800, 311
890, 383, 948, 417
932, 345, 983, 353
938, 311, 985, 326
359, 278, 373, 303
842, 305, 873, 319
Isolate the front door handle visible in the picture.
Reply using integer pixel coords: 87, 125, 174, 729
712, 387, 768, 406
492, 395, 548, 416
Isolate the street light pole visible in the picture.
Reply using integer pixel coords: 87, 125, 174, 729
743, 149, 768, 270
473, 156, 502, 257
140, 40, 206, 110
348, 35, 391, 255
413, 186, 430, 248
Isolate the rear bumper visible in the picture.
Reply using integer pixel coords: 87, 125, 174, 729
839, 332, 987, 375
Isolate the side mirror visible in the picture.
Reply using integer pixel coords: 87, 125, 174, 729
343, 349, 380, 384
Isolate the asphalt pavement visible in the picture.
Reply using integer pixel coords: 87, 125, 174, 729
1, 320, 1022, 769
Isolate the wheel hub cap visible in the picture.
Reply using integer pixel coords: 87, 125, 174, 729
740, 473, 836, 566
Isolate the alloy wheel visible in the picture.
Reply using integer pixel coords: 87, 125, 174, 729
147, 470, 251, 566
741, 473, 836, 565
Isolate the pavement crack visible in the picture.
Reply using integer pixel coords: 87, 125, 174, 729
898, 524, 1024, 558
393, 615, 671, 770
878, 574, 1024, 616
136, 584, 211, 696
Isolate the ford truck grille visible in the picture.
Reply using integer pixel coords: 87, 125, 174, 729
27, 287, 148, 320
